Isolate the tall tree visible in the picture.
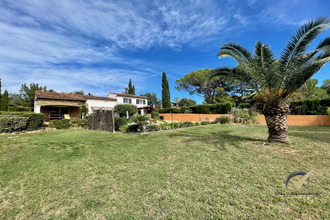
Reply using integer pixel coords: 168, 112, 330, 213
128, 79, 134, 94
20, 83, 48, 109
176, 69, 235, 104
141, 92, 161, 107
162, 72, 171, 108
0, 90, 9, 111
321, 79, 330, 95
0, 77, 2, 109
178, 98, 196, 107
132, 85, 135, 95
173, 97, 180, 103
210, 17, 330, 143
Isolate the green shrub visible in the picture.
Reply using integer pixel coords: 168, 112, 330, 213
151, 110, 159, 119
130, 115, 149, 131
320, 97, 330, 107
70, 119, 88, 128
114, 104, 137, 116
201, 121, 211, 125
0, 116, 29, 133
194, 122, 201, 126
238, 103, 251, 109
145, 124, 160, 132
115, 117, 127, 131
49, 119, 71, 129
327, 107, 330, 116
180, 106, 188, 113
0, 112, 44, 131
159, 122, 171, 130
196, 105, 210, 114
169, 122, 180, 129
214, 116, 231, 124
124, 124, 140, 132
8, 106, 30, 112
158, 108, 181, 113
290, 97, 330, 115
214, 102, 233, 114
232, 108, 260, 124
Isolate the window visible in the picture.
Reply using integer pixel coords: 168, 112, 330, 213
143, 100, 146, 105
129, 98, 132, 104
124, 98, 132, 104
123, 98, 128, 103
136, 99, 139, 104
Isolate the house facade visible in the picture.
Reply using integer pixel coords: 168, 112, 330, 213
34, 91, 149, 121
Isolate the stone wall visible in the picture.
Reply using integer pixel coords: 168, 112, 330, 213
69, 106, 81, 120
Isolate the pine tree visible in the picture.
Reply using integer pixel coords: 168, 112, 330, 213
132, 85, 135, 95
0, 90, 8, 111
162, 72, 171, 108
128, 79, 133, 94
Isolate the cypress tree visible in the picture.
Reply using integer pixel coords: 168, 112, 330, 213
132, 85, 135, 95
0, 90, 8, 111
0, 77, 2, 109
128, 79, 133, 94
162, 72, 171, 108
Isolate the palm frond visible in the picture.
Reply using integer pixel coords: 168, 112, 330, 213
218, 42, 252, 62
280, 17, 330, 66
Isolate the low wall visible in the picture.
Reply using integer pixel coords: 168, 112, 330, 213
153, 113, 330, 126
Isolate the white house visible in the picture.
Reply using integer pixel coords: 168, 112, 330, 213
34, 91, 149, 121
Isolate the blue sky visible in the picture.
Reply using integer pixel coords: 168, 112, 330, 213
0, 0, 329, 104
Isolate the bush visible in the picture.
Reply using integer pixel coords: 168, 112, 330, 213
201, 121, 211, 125
70, 119, 88, 128
159, 122, 171, 130
114, 104, 137, 116
130, 115, 149, 131
151, 110, 159, 119
8, 106, 30, 112
232, 108, 260, 124
290, 97, 330, 115
123, 124, 140, 132
115, 117, 127, 131
180, 106, 188, 113
214, 116, 231, 124
214, 102, 233, 114
49, 119, 71, 129
0, 112, 44, 131
0, 116, 29, 133
145, 124, 160, 132
196, 105, 210, 114
158, 108, 181, 113
195, 122, 201, 126
238, 103, 251, 109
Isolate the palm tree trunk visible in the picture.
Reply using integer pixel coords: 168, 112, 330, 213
264, 103, 290, 143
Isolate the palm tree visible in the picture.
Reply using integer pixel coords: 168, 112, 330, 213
210, 17, 330, 143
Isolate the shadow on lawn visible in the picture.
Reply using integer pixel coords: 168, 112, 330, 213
167, 130, 264, 150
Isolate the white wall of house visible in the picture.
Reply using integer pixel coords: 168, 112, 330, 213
86, 99, 117, 115
107, 94, 147, 108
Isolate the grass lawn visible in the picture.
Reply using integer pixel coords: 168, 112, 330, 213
0, 125, 329, 219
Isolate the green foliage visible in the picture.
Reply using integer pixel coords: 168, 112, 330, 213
210, 17, 330, 107
81, 104, 88, 118
128, 79, 135, 95
232, 109, 260, 124
115, 117, 127, 131
70, 119, 88, 128
327, 107, 330, 116
214, 116, 231, 124
0, 90, 9, 111
196, 105, 210, 114
140, 92, 161, 107
290, 97, 330, 115
158, 108, 181, 113
178, 98, 196, 107
23, 113, 45, 130
195, 122, 201, 126
176, 68, 235, 104
114, 104, 138, 116
130, 115, 149, 131
162, 72, 171, 108
8, 106, 30, 112
0, 116, 29, 133
145, 124, 160, 132
321, 79, 330, 95
201, 121, 211, 125
121, 124, 140, 132
151, 110, 159, 119
20, 83, 48, 108
180, 106, 188, 113
49, 119, 71, 129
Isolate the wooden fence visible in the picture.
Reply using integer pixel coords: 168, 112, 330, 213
88, 110, 115, 132
153, 113, 330, 126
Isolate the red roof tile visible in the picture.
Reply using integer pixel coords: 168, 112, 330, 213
35, 91, 117, 101
108, 92, 147, 99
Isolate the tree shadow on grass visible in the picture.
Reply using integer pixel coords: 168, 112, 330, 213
166, 130, 265, 151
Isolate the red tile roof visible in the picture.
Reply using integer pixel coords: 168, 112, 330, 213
35, 91, 117, 101
108, 92, 147, 99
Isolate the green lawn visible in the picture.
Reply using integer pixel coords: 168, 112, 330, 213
0, 125, 329, 219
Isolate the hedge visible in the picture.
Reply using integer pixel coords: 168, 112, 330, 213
0, 112, 44, 132
189, 102, 233, 114
158, 108, 181, 113
114, 104, 137, 116
290, 98, 330, 115
8, 106, 30, 112
49, 119, 71, 129
115, 117, 127, 131
0, 116, 29, 133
